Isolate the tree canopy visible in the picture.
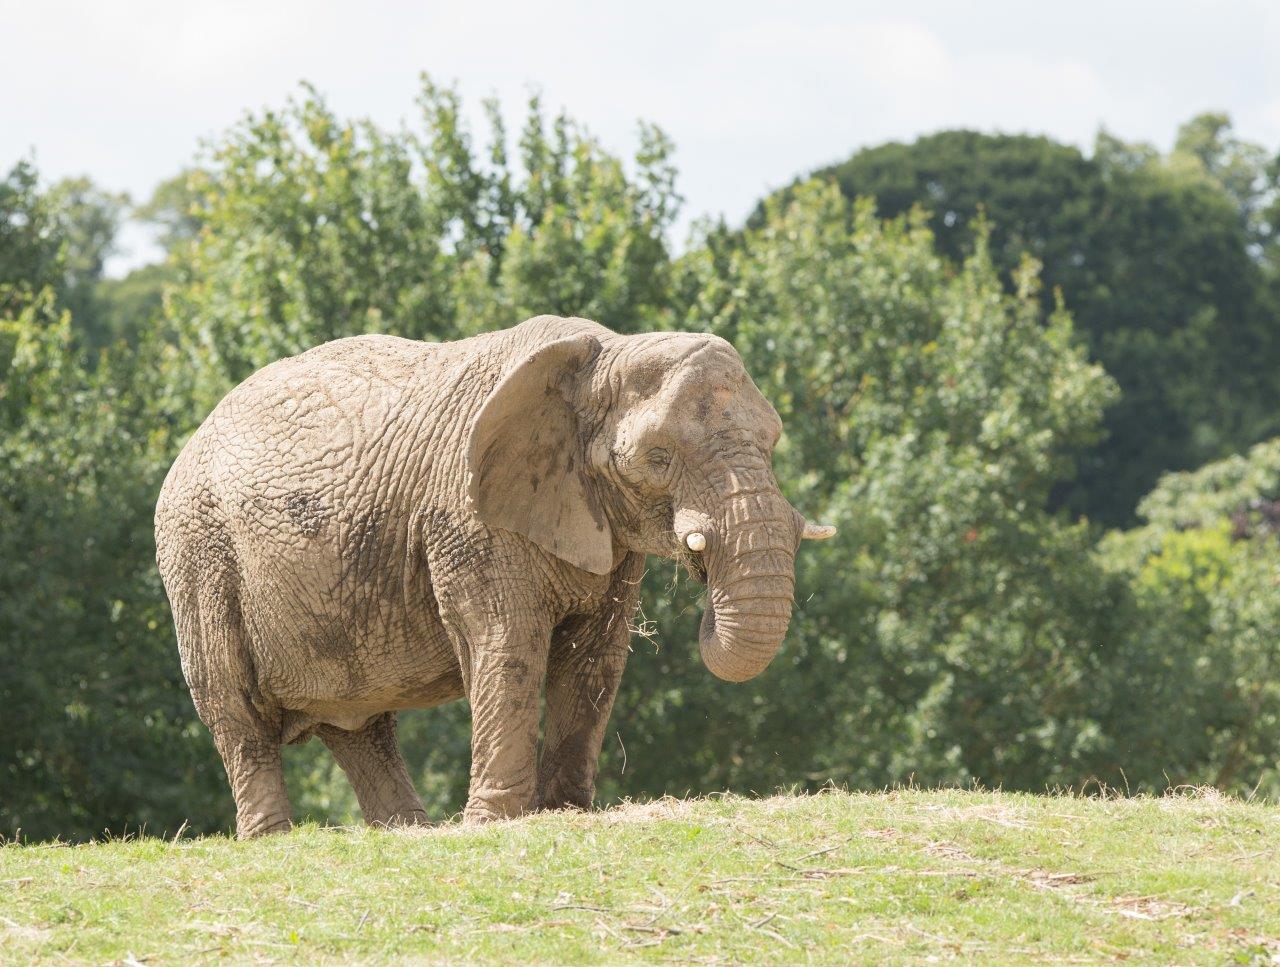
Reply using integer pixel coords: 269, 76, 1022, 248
4, 83, 1280, 840
798, 122, 1280, 526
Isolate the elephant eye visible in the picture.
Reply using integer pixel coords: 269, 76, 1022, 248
645, 447, 672, 471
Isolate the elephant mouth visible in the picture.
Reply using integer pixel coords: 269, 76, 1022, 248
680, 551, 708, 586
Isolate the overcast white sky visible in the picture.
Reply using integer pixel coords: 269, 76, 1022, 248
2, 0, 1277, 274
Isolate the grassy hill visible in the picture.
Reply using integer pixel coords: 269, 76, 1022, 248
2, 789, 1278, 964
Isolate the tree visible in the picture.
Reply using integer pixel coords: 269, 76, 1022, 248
134, 169, 209, 254
93, 262, 174, 349
166, 80, 680, 421
0, 161, 130, 349
0, 160, 225, 840
0, 285, 229, 840
1098, 439, 1280, 796
8, 81, 1247, 840
81, 170, 212, 351
794, 123, 1280, 526
41, 177, 127, 343
0, 161, 63, 313
602, 188, 1118, 800
1170, 113, 1278, 254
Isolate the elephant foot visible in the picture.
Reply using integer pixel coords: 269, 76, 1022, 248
537, 780, 594, 813
461, 807, 504, 826
462, 800, 530, 825
237, 814, 293, 839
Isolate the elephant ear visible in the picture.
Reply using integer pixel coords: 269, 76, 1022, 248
465, 334, 614, 575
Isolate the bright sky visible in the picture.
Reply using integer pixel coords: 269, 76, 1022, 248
3, 0, 1278, 275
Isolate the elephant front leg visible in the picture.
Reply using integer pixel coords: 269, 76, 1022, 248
538, 627, 629, 811
458, 623, 551, 824
538, 554, 642, 811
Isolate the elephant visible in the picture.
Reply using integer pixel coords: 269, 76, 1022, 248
155, 314, 835, 837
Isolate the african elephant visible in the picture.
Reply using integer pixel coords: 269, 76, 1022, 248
155, 315, 834, 837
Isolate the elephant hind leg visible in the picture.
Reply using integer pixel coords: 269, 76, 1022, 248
317, 713, 429, 828
167, 548, 292, 839
208, 719, 292, 838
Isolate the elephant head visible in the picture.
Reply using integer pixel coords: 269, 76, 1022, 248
466, 323, 834, 683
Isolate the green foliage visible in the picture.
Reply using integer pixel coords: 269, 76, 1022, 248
0, 160, 138, 351
0, 161, 64, 312
803, 121, 1280, 525
134, 169, 208, 253
1171, 112, 1279, 252
92, 261, 177, 348
0, 287, 230, 839
605, 186, 1118, 801
168, 79, 678, 418
0, 163, 211, 839
6, 82, 1280, 840
1097, 440, 1280, 795
39, 177, 129, 345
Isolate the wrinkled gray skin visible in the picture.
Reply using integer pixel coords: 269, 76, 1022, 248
156, 316, 831, 837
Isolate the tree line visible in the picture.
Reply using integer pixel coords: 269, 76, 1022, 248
3, 77, 1280, 840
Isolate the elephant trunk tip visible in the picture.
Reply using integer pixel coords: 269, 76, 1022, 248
698, 598, 791, 683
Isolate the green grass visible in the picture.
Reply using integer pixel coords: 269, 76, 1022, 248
3, 789, 1279, 964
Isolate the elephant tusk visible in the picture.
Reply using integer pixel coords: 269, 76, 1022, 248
685, 532, 707, 552
802, 522, 837, 541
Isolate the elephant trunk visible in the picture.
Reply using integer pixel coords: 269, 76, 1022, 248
695, 489, 799, 684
